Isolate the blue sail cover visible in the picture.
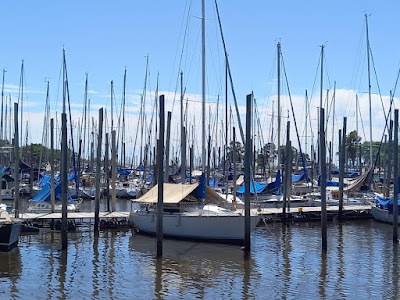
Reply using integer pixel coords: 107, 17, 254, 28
31, 182, 74, 203
292, 169, 309, 183
118, 167, 134, 176
193, 174, 206, 200
37, 175, 52, 187
236, 181, 268, 195
317, 176, 347, 187
375, 195, 400, 214
267, 170, 281, 192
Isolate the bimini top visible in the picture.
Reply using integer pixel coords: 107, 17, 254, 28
134, 183, 199, 204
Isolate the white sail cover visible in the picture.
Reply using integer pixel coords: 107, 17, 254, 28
134, 183, 199, 204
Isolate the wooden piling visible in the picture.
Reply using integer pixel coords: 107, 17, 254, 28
339, 117, 346, 220
13, 103, 19, 219
393, 109, 398, 241
105, 132, 110, 212
50, 118, 55, 212
244, 94, 252, 254
387, 120, 393, 197
94, 108, 103, 232
165, 111, 172, 182
111, 130, 116, 212
61, 112, 68, 249
156, 95, 165, 258
320, 108, 327, 252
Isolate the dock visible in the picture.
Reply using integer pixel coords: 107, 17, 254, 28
256, 204, 372, 223
16, 204, 373, 228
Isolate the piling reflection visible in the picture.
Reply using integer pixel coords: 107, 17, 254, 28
393, 244, 399, 300
0, 247, 21, 299
129, 233, 255, 298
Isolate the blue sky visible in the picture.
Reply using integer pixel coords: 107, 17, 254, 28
1, 1, 399, 162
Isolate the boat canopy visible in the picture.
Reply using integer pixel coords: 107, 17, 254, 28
133, 183, 199, 204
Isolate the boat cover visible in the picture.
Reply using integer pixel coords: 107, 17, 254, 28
236, 181, 268, 194
31, 182, 74, 203
133, 183, 199, 204
375, 195, 400, 214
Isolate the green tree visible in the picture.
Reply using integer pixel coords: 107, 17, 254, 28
346, 130, 361, 166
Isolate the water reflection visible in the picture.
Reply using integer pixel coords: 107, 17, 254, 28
2, 220, 400, 298
129, 233, 256, 299
0, 247, 21, 299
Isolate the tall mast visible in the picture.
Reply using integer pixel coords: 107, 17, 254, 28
277, 42, 281, 170
320, 45, 324, 111
1, 69, 5, 142
110, 80, 114, 133
319, 45, 324, 174
180, 71, 186, 183
121, 68, 127, 166
201, 0, 206, 174
305, 90, 308, 166
18, 60, 24, 146
140, 56, 149, 166
83, 73, 88, 160
366, 13, 373, 166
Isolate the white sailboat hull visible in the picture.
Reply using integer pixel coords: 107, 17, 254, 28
130, 208, 260, 244
372, 206, 400, 225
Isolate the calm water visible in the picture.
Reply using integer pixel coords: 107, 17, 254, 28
0, 201, 399, 299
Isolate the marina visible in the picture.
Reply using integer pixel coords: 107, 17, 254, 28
0, 0, 400, 299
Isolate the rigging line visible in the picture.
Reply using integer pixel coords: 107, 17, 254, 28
370, 48, 389, 135
369, 92, 395, 185
357, 95, 368, 143
308, 50, 321, 111
171, 2, 192, 115
65, 72, 78, 186
281, 54, 308, 180
253, 98, 265, 149
322, 50, 332, 91
214, 0, 244, 144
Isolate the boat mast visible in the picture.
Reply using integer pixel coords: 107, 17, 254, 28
83, 73, 88, 161
180, 71, 186, 184
1, 69, 5, 143
201, 0, 206, 175
319, 45, 324, 175
121, 68, 127, 167
18, 60, 24, 147
366, 13, 373, 166
277, 42, 281, 170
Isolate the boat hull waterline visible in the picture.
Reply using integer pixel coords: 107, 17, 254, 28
130, 211, 261, 244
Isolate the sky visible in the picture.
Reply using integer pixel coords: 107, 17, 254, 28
1, 0, 400, 164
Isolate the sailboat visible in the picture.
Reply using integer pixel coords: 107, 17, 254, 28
129, 0, 260, 244
372, 194, 400, 225
0, 206, 21, 251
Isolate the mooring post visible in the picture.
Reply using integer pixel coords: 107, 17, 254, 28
50, 118, 55, 212
393, 109, 398, 242
244, 94, 252, 255
111, 130, 117, 212
339, 117, 346, 220
105, 132, 110, 212
320, 108, 327, 252
13, 103, 19, 219
61, 112, 68, 250
94, 108, 103, 233
387, 120, 393, 198
156, 95, 165, 258
164, 111, 172, 182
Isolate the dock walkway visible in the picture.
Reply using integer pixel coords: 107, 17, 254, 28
17, 204, 372, 222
